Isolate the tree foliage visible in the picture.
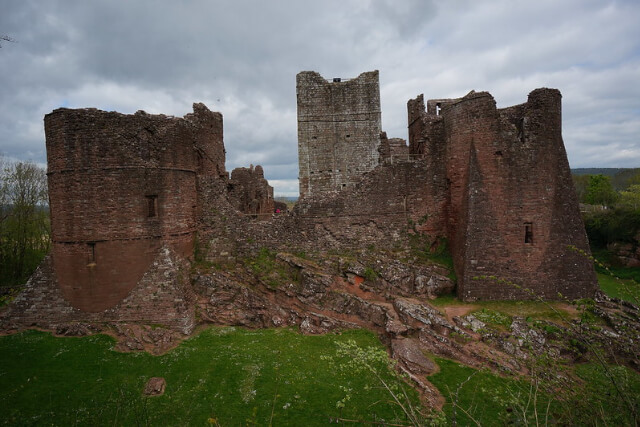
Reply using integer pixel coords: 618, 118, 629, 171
612, 168, 640, 191
579, 174, 640, 250
0, 158, 50, 287
584, 209, 640, 248
619, 184, 640, 210
572, 174, 590, 203
584, 174, 619, 207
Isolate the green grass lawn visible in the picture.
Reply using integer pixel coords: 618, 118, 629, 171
429, 357, 640, 426
597, 272, 640, 304
428, 357, 539, 426
1, 326, 639, 426
0, 327, 419, 426
591, 248, 640, 304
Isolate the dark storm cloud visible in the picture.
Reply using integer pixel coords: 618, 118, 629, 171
1, 0, 639, 195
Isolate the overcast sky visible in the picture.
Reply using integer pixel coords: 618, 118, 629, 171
1, 0, 639, 196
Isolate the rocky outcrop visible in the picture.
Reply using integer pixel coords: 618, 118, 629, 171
3, 248, 639, 404
0, 248, 196, 335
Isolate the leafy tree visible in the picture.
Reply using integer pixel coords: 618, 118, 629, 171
572, 174, 591, 203
0, 158, 50, 287
618, 184, 640, 210
584, 174, 618, 207
584, 209, 640, 248
612, 168, 640, 191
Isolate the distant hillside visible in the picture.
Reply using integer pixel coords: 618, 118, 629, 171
572, 168, 640, 191
274, 196, 298, 203
572, 168, 627, 177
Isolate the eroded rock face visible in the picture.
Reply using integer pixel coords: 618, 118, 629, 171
55, 323, 99, 337
184, 252, 531, 400
184, 251, 640, 397
114, 324, 181, 355
391, 338, 437, 375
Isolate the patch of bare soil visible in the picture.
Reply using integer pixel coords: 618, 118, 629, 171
555, 302, 579, 318
443, 304, 478, 321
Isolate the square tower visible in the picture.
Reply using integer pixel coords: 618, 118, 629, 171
296, 71, 382, 198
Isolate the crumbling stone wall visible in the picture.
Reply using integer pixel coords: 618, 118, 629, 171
44, 104, 224, 313
408, 89, 597, 300
297, 71, 381, 198
228, 165, 274, 217
1, 249, 195, 334
378, 132, 409, 162
291, 72, 596, 301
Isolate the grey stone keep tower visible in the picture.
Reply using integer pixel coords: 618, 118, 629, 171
296, 71, 382, 198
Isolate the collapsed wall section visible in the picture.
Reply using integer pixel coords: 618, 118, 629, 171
459, 89, 597, 300
293, 158, 431, 247
196, 159, 435, 258
228, 165, 275, 217
297, 71, 381, 198
406, 95, 448, 237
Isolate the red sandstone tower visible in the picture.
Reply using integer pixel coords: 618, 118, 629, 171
408, 89, 598, 300
45, 104, 224, 312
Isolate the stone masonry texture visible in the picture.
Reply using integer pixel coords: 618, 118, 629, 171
44, 104, 225, 313
228, 165, 275, 217
297, 71, 381, 198
407, 88, 598, 300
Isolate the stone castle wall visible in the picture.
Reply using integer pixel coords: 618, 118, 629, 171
297, 71, 381, 198
2, 249, 195, 334
228, 165, 275, 216
407, 88, 597, 300
44, 104, 224, 313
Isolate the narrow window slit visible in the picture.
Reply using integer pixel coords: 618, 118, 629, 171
146, 195, 158, 217
88, 242, 96, 266
524, 222, 533, 244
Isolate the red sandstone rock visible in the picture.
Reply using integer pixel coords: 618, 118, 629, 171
143, 377, 166, 396
391, 338, 437, 375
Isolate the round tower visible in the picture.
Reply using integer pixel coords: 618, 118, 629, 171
44, 107, 206, 311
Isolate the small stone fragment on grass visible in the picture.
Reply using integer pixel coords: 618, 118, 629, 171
144, 377, 166, 396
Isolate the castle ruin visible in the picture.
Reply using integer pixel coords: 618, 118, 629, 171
406, 88, 596, 299
1, 70, 598, 333
45, 104, 223, 313
295, 71, 597, 300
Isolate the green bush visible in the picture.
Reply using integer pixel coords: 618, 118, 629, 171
245, 248, 298, 288
584, 208, 640, 248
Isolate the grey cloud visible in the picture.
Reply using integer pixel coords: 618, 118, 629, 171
1, 0, 639, 194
